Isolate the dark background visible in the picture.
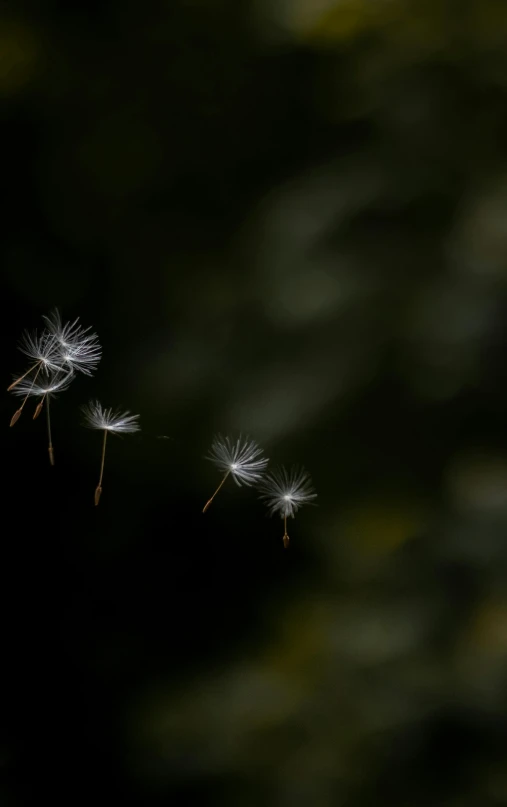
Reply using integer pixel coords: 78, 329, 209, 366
4, 0, 507, 804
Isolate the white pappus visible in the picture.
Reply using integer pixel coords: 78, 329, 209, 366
259, 465, 317, 548
43, 309, 102, 377
82, 400, 140, 434
203, 434, 269, 512
11, 371, 75, 402
17, 329, 63, 376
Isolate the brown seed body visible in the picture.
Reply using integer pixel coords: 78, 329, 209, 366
10, 409, 22, 427
33, 400, 44, 420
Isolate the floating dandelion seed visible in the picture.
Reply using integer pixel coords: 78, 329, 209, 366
8, 329, 67, 426
203, 434, 269, 513
259, 465, 317, 548
82, 400, 140, 505
8, 328, 64, 407
43, 309, 102, 377
11, 371, 74, 464
18, 329, 63, 374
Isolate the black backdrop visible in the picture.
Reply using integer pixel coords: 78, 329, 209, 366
4, 1, 507, 805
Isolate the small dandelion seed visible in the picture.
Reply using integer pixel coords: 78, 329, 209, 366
202, 434, 269, 513
82, 400, 140, 505
18, 329, 64, 375
8, 328, 64, 399
259, 465, 317, 548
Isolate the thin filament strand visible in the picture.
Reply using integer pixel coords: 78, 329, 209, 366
95, 429, 108, 505
46, 396, 54, 466
283, 514, 289, 549
10, 363, 43, 426
7, 361, 40, 392
203, 471, 230, 513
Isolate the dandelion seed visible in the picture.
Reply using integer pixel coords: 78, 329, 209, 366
43, 309, 102, 377
82, 400, 140, 505
203, 434, 269, 513
8, 331, 66, 426
258, 465, 317, 548
11, 371, 74, 464
8, 329, 64, 397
